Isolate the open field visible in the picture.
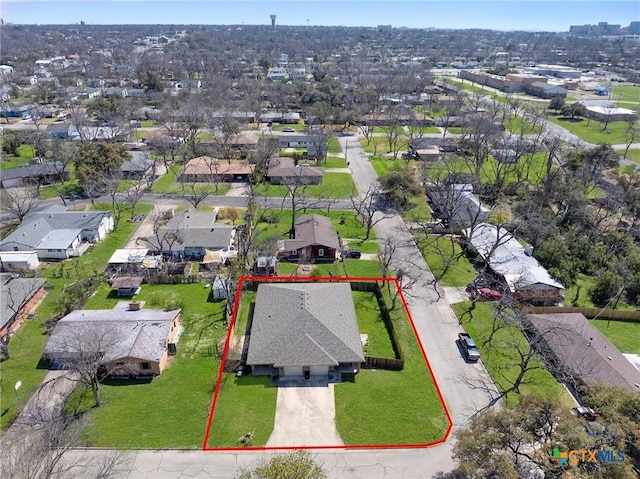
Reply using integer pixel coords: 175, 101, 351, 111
547, 116, 633, 144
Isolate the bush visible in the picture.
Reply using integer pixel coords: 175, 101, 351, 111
218, 207, 240, 224
259, 213, 279, 224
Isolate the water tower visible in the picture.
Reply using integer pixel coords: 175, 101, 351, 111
270, 15, 276, 28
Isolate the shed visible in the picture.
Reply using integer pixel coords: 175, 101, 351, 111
212, 276, 228, 300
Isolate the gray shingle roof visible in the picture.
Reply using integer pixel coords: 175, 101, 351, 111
25, 210, 112, 231
287, 214, 340, 251
1, 161, 67, 181
37, 228, 81, 249
526, 313, 640, 393
1, 274, 45, 330
246, 283, 364, 367
44, 307, 181, 363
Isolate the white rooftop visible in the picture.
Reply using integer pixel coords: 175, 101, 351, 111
108, 248, 149, 264
463, 223, 564, 292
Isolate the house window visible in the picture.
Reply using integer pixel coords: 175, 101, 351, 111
140, 362, 151, 370
318, 248, 324, 257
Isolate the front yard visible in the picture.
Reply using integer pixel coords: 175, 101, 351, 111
254, 172, 357, 198
207, 281, 450, 447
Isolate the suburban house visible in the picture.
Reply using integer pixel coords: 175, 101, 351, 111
526, 313, 640, 394
144, 210, 234, 261
110, 276, 143, 297
0, 161, 68, 188
107, 248, 162, 274
259, 112, 301, 124
1, 274, 46, 341
121, 151, 154, 180
280, 214, 340, 263
0, 251, 40, 272
277, 134, 327, 159
462, 223, 565, 304
0, 103, 36, 118
427, 184, 490, 228
43, 302, 181, 377
0, 208, 114, 260
46, 123, 74, 139
178, 156, 254, 183
253, 253, 278, 276
246, 282, 365, 379
267, 157, 322, 185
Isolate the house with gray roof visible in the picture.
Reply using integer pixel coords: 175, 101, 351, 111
43, 302, 181, 377
0, 209, 114, 260
246, 282, 365, 379
267, 157, 322, 185
0, 161, 68, 188
1, 274, 46, 342
281, 214, 340, 263
526, 313, 640, 395
144, 210, 234, 261
121, 151, 153, 179
427, 183, 490, 228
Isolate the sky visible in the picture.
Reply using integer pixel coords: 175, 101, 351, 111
1, 0, 639, 31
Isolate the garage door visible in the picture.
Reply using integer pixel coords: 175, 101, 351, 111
310, 365, 328, 376
283, 366, 303, 376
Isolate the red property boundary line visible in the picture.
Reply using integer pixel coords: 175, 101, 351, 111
202, 275, 453, 451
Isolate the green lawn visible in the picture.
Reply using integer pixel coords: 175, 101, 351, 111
73, 284, 228, 448
369, 156, 416, 177
39, 180, 84, 199
353, 291, 395, 357
271, 123, 305, 132
505, 115, 543, 135
359, 136, 410, 155
0, 144, 37, 170
408, 125, 441, 134
327, 137, 342, 154
611, 85, 640, 104
207, 374, 277, 447
255, 173, 357, 198
418, 236, 477, 287
151, 165, 230, 195
334, 287, 450, 445
443, 127, 464, 135
452, 302, 565, 408
617, 148, 640, 164
141, 119, 155, 127
318, 156, 348, 168
342, 259, 383, 278
590, 319, 640, 354
344, 239, 380, 253
0, 204, 152, 431
547, 116, 632, 144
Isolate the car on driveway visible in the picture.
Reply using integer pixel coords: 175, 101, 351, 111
342, 249, 362, 259
573, 406, 601, 421
458, 332, 480, 362
282, 127, 296, 132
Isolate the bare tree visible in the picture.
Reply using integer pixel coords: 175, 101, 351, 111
1, 187, 40, 222
350, 183, 392, 241
179, 180, 210, 208
54, 324, 122, 407
207, 112, 240, 163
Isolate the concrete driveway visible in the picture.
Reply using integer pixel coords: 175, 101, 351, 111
266, 380, 343, 447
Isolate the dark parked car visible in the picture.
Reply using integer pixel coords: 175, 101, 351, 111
342, 249, 362, 259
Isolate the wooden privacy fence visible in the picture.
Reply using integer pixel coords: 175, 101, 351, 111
362, 356, 404, 371
527, 306, 640, 323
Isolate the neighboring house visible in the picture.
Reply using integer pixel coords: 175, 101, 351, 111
0, 103, 36, 118
267, 157, 322, 185
281, 214, 340, 263
246, 282, 365, 379
277, 134, 327, 159
253, 253, 278, 276
110, 276, 143, 297
427, 184, 490, 228
0, 251, 40, 272
102, 87, 128, 98
43, 302, 181, 377
1, 274, 46, 341
46, 123, 74, 139
107, 248, 162, 274
209, 111, 256, 123
145, 210, 234, 261
0, 162, 68, 188
78, 87, 101, 99
462, 223, 565, 304
259, 112, 300, 124
178, 156, 254, 183
0, 208, 114, 260
526, 313, 640, 394
175, 80, 201, 89
121, 151, 153, 180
